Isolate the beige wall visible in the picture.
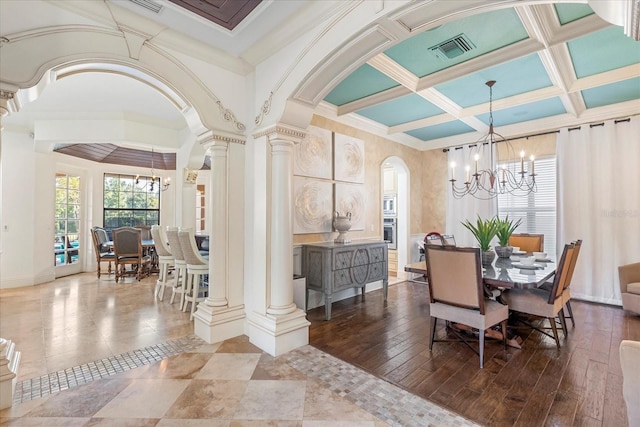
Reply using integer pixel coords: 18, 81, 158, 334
293, 115, 447, 244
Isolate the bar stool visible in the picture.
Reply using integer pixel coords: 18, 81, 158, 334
165, 227, 187, 310
150, 225, 174, 300
178, 228, 209, 320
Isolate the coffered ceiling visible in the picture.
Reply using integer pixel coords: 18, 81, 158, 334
322, 3, 640, 149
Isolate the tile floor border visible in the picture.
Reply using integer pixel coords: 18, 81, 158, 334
13, 335, 206, 404
282, 345, 479, 427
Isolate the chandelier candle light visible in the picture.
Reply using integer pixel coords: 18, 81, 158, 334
449, 80, 537, 200
135, 147, 171, 192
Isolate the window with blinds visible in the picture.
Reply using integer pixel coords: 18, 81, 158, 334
497, 156, 557, 259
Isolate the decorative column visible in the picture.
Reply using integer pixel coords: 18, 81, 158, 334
193, 131, 246, 343
247, 124, 310, 356
266, 138, 297, 316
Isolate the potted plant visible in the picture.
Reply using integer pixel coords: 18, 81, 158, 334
494, 215, 522, 258
461, 216, 498, 265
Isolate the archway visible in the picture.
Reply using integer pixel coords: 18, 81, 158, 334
381, 156, 410, 281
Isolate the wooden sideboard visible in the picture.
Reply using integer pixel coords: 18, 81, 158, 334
301, 240, 388, 320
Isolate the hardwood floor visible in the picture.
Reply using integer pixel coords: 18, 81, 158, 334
308, 281, 640, 426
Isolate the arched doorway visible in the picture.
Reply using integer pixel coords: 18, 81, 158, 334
381, 156, 410, 282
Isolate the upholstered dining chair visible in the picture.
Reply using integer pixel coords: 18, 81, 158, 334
619, 261, 640, 315
440, 234, 456, 246
178, 228, 209, 320
150, 225, 174, 300
91, 226, 114, 278
541, 239, 582, 329
424, 232, 444, 247
425, 245, 508, 368
112, 227, 151, 282
508, 233, 544, 253
165, 227, 188, 309
501, 243, 575, 348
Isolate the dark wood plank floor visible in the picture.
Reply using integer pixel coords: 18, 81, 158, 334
307, 281, 640, 426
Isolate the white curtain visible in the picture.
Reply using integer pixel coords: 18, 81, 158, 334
446, 145, 497, 248
557, 117, 640, 305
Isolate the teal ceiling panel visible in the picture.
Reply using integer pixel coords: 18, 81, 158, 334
435, 54, 553, 107
405, 120, 475, 141
554, 3, 594, 25
582, 77, 640, 109
323, 64, 400, 106
384, 8, 528, 78
568, 26, 640, 78
477, 97, 566, 127
355, 94, 443, 127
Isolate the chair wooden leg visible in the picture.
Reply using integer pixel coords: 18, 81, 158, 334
565, 300, 575, 327
549, 317, 560, 349
429, 317, 437, 350
479, 328, 485, 369
97, 261, 101, 279
558, 311, 568, 336
501, 319, 508, 350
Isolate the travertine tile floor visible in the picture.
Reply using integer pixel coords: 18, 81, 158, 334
0, 273, 476, 426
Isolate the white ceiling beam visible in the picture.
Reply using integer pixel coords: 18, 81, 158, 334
388, 112, 455, 134
570, 63, 640, 92
336, 85, 411, 115
462, 86, 564, 116
366, 53, 418, 90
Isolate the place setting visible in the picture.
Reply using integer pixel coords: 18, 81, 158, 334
510, 256, 545, 270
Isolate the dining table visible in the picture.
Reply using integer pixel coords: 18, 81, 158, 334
404, 254, 556, 290
404, 253, 556, 349
105, 239, 158, 272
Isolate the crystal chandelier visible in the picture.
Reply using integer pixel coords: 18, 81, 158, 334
135, 147, 171, 192
449, 80, 537, 200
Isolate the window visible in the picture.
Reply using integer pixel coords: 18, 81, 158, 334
55, 173, 80, 266
103, 173, 159, 230
497, 156, 557, 259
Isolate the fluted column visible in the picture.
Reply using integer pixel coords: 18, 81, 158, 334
266, 138, 297, 315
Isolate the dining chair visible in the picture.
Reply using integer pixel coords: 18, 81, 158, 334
508, 233, 544, 253
501, 243, 575, 349
135, 225, 152, 241
165, 227, 188, 309
440, 234, 456, 246
91, 227, 115, 278
112, 227, 151, 282
425, 245, 508, 368
424, 232, 444, 246
541, 239, 582, 329
178, 228, 209, 320
150, 225, 174, 300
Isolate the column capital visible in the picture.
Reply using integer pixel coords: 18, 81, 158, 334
252, 123, 306, 144
0, 90, 16, 118
197, 130, 245, 149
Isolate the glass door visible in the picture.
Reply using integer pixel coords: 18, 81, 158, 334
55, 173, 82, 276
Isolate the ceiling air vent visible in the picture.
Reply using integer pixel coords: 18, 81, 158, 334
128, 0, 162, 14
430, 34, 475, 60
